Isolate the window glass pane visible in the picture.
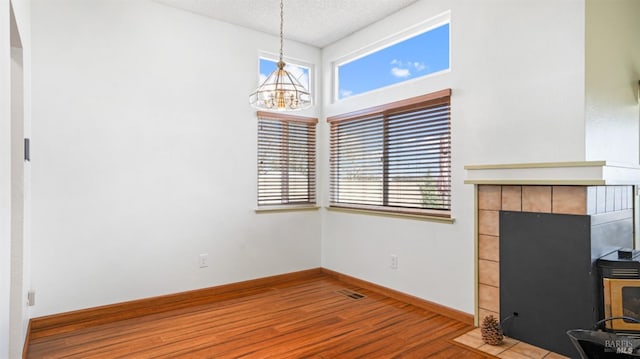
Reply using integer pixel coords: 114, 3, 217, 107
333, 117, 384, 206
259, 58, 310, 90
622, 287, 640, 322
258, 120, 284, 206
258, 114, 316, 206
338, 23, 449, 100
387, 107, 451, 210
287, 122, 311, 203
328, 91, 451, 217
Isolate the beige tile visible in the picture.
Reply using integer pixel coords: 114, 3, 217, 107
502, 186, 522, 212
479, 259, 499, 287
498, 350, 531, 359
478, 336, 519, 356
454, 328, 484, 349
478, 343, 508, 356
478, 308, 500, 326
468, 327, 483, 337
509, 341, 550, 359
479, 210, 499, 236
522, 186, 551, 213
478, 235, 499, 262
479, 185, 502, 210
478, 284, 499, 313
502, 336, 520, 347
543, 352, 570, 359
552, 186, 586, 215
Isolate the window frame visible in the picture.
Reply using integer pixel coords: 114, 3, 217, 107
258, 54, 314, 105
327, 89, 452, 220
333, 11, 450, 102
256, 111, 318, 210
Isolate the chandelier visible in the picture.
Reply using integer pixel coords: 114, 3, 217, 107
249, 0, 311, 111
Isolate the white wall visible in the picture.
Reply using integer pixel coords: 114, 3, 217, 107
30, 0, 322, 317
585, 0, 640, 164
320, 0, 586, 313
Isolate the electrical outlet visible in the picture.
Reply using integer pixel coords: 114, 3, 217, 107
390, 254, 398, 269
199, 253, 208, 268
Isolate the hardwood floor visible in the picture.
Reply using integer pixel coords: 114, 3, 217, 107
27, 275, 490, 358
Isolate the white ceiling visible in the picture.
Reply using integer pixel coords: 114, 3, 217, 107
154, 0, 419, 48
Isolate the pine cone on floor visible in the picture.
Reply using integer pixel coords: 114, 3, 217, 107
480, 315, 504, 345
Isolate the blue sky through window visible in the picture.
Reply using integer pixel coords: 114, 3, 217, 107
337, 23, 450, 100
259, 58, 310, 90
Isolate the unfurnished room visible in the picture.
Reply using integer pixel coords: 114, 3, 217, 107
1, 0, 640, 358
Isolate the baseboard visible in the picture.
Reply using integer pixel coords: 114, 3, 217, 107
22, 319, 31, 359
30, 268, 324, 340
321, 268, 474, 325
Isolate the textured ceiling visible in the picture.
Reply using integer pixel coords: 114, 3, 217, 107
154, 0, 419, 48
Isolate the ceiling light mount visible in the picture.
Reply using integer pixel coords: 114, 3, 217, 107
249, 0, 311, 111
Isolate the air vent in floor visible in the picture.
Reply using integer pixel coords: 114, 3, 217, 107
336, 289, 366, 300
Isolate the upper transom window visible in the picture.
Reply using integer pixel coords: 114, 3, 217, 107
259, 57, 311, 92
335, 16, 450, 100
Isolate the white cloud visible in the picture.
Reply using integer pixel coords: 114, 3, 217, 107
340, 89, 353, 98
389, 60, 427, 78
391, 67, 411, 78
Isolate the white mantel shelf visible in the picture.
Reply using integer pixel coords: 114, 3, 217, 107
464, 161, 640, 185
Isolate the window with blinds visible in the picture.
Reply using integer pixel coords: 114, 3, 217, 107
257, 111, 318, 206
327, 89, 451, 217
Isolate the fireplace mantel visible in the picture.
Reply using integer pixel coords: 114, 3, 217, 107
464, 161, 640, 185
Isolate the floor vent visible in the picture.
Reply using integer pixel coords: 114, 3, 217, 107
336, 289, 366, 300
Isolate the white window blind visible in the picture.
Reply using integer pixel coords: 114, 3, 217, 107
328, 89, 451, 218
257, 111, 317, 206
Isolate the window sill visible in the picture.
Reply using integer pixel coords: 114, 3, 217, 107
255, 205, 320, 213
326, 206, 455, 224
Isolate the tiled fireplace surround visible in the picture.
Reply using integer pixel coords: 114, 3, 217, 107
475, 184, 634, 325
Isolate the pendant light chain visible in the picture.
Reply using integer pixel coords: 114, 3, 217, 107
279, 0, 284, 66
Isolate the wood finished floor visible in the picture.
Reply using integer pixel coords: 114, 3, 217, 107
27, 276, 490, 358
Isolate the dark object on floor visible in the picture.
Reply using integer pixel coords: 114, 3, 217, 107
567, 329, 640, 358
480, 315, 503, 345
